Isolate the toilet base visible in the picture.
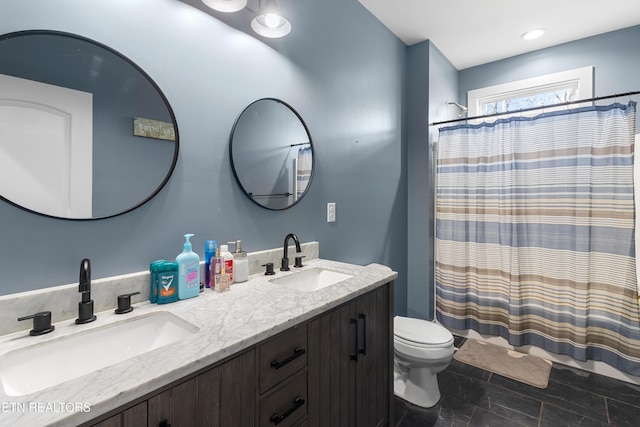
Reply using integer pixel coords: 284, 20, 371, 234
394, 366, 441, 408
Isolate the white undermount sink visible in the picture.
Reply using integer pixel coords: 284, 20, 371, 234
270, 267, 353, 291
0, 311, 198, 396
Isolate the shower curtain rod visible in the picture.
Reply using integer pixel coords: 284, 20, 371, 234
430, 90, 640, 126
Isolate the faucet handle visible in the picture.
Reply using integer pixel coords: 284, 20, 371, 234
262, 263, 276, 275
18, 311, 55, 336
294, 256, 305, 268
115, 292, 141, 314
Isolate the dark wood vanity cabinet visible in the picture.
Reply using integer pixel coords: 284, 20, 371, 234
89, 282, 392, 427
90, 350, 255, 427
307, 283, 393, 427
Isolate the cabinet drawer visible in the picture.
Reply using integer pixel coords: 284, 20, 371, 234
259, 324, 308, 393
259, 370, 307, 427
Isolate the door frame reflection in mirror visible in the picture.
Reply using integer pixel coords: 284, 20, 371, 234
0, 30, 179, 220
229, 98, 314, 210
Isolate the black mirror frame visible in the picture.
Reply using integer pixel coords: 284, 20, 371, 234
229, 98, 314, 211
0, 29, 179, 221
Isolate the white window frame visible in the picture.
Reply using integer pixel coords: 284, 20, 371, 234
467, 66, 594, 117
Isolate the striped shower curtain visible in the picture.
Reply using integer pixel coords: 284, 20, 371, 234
295, 146, 312, 200
435, 102, 640, 375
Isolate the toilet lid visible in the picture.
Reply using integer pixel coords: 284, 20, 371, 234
394, 316, 453, 345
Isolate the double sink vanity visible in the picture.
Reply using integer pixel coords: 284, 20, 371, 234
0, 29, 395, 427
0, 244, 396, 427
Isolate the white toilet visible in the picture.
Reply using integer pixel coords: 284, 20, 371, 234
393, 315, 455, 408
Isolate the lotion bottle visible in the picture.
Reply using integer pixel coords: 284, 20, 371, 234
230, 240, 248, 283
176, 234, 200, 299
220, 244, 234, 284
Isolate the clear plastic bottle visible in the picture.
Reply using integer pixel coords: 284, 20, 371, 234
220, 244, 234, 284
212, 246, 226, 292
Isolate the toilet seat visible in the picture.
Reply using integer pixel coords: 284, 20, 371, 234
395, 335, 452, 349
394, 316, 453, 347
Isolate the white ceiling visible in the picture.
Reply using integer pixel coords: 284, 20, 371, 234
358, 0, 640, 70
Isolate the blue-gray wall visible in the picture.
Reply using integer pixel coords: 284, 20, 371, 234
4, 1, 636, 323
0, 0, 408, 317
459, 26, 640, 116
406, 41, 458, 321
405, 41, 430, 320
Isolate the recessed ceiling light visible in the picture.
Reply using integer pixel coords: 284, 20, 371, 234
521, 28, 546, 41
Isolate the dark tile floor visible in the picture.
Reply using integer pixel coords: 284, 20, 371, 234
394, 337, 640, 427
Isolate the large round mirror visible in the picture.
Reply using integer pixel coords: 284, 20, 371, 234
0, 30, 178, 220
230, 98, 314, 210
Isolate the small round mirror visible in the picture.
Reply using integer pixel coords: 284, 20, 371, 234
230, 98, 314, 210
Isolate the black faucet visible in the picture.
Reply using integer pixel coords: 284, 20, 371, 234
76, 258, 96, 324
281, 233, 302, 271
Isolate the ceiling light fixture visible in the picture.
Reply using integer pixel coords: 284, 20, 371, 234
521, 28, 546, 41
251, 0, 291, 38
202, 0, 247, 13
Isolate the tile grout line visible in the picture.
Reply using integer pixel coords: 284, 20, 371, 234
465, 406, 477, 427
394, 409, 407, 427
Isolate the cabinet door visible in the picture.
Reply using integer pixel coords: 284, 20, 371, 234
145, 350, 255, 427
91, 415, 121, 427
147, 378, 197, 427
91, 402, 147, 427
219, 349, 256, 426
355, 291, 372, 427
123, 402, 147, 427
147, 389, 171, 427
197, 349, 256, 427
308, 283, 392, 427
357, 284, 391, 427
308, 303, 353, 427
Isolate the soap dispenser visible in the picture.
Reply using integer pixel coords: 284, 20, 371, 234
176, 234, 200, 299
229, 240, 248, 283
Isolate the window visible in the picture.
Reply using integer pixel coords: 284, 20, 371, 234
467, 66, 594, 117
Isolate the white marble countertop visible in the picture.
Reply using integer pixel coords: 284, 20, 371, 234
0, 258, 397, 427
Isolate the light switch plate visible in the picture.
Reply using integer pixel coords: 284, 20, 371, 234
327, 202, 336, 222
